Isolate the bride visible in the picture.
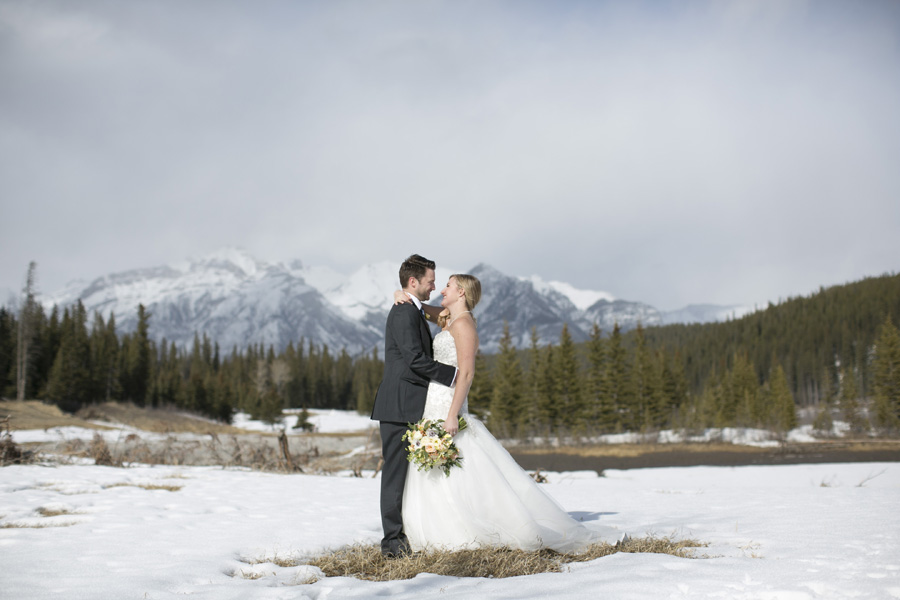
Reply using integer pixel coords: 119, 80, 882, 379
397, 273, 623, 553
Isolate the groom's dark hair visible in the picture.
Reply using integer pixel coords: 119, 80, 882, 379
399, 254, 436, 288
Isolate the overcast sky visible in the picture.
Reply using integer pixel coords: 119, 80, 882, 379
1, 0, 898, 311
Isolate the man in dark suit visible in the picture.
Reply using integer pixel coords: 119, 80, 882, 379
371, 254, 457, 558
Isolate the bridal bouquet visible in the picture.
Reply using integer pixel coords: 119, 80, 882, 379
403, 417, 469, 476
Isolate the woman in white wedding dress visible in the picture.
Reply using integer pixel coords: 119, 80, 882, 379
400, 274, 623, 553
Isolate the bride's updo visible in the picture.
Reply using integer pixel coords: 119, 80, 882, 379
452, 274, 482, 312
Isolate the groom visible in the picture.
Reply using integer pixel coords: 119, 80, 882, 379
371, 254, 457, 558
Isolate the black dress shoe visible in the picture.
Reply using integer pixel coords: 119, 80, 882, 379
382, 541, 412, 559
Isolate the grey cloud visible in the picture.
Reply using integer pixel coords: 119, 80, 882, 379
1, 0, 898, 311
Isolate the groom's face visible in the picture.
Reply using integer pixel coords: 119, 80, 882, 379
411, 268, 436, 302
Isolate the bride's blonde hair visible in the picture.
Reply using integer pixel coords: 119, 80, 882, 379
439, 274, 482, 328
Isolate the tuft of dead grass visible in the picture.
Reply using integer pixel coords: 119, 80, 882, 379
37, 506, 78, 517
104, 482, 183, 492
89, 433, 119, 466
1, 520, 78, 529
1, 415, 35, 465
236, 570, 266, 580
304, 536, 706, 581
241, 554, 303, 568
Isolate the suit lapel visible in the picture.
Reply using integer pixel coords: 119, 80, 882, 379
419, 312, 433, 355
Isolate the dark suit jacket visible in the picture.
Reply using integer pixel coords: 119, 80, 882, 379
371, 302, 457, 423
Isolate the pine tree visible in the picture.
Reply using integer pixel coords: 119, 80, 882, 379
334, 349, 354, 410
645, 350, 668, 429
35, 306, 62, 397
466, 349, 492, 419
661, 350, 689, 428
872, 315, 900, 431
812, 402, 834, 436
536, 344, 557, 434
305, 341, 319, 407
26, 303, 51, 398
250, 351, 284, 425
766, 364, 797, 433
812, 365, 838, 436
689, 370, 723, 431
716, 353, 760, 428
489, 322, 523, 437
154, 340, 180, 408
209, 370, 234, 423
183, 332, 211, 415
627, 324, 657, 431
121, 305, 151, 405
353, 347, 382, 415
838, 366, 867, 433
734, 353, 762, 427
584, 324, 610, 431
606, 323, 628, 432
283, 341, 304, 409
318, 345, 335, 407
554, 324, 583, 434
516, 329, 538, 435
45, 303, 92, 412
0, 308, 17, 397
90, 312, 121, 402
16, 261, 38, 400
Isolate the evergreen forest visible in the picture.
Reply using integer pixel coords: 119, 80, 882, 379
2, 272, 899, 439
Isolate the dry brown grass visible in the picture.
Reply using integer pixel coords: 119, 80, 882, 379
89, 433, 119, 466
104, 482, 183, 492
0, 400, 246, 435
1, 413, 36, 465
75, 402, 246, 435
303, 537, 706, 581
513, 442, 766, 458
36, 506, 79, 517
241, 553, 305, 568
236, 570, 266, 580
1, 520, 78, 529
1, 400, 116, 431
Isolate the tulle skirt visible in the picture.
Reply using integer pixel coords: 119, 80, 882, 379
402, 417, 620, 553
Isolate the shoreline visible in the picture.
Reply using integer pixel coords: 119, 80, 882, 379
508, 441, 900, 472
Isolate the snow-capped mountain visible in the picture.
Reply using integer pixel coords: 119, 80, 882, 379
296, 260, 417, 336
38, 248, 749, 354
43, 248, 382, 354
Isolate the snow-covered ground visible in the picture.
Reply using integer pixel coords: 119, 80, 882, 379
11, 409, 376, 445
233, 409, 376, 434
1, 461, 897, 599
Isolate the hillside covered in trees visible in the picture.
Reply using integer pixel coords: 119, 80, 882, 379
1, 273, 899, 440
457, 273, 900, 438
0, 299, 383, 426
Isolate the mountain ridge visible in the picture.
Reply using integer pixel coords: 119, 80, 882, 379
37, 248, 751, 354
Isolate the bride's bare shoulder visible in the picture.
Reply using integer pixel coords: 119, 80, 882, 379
448, 315, 478, 344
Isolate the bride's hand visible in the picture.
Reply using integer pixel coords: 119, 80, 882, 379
444, 414, 459, 436
393, 290, 410, 305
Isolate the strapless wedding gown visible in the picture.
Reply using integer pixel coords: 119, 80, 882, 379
402, 330, 623, 553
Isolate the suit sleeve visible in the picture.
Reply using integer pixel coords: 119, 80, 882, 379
391, 305, 456, 387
